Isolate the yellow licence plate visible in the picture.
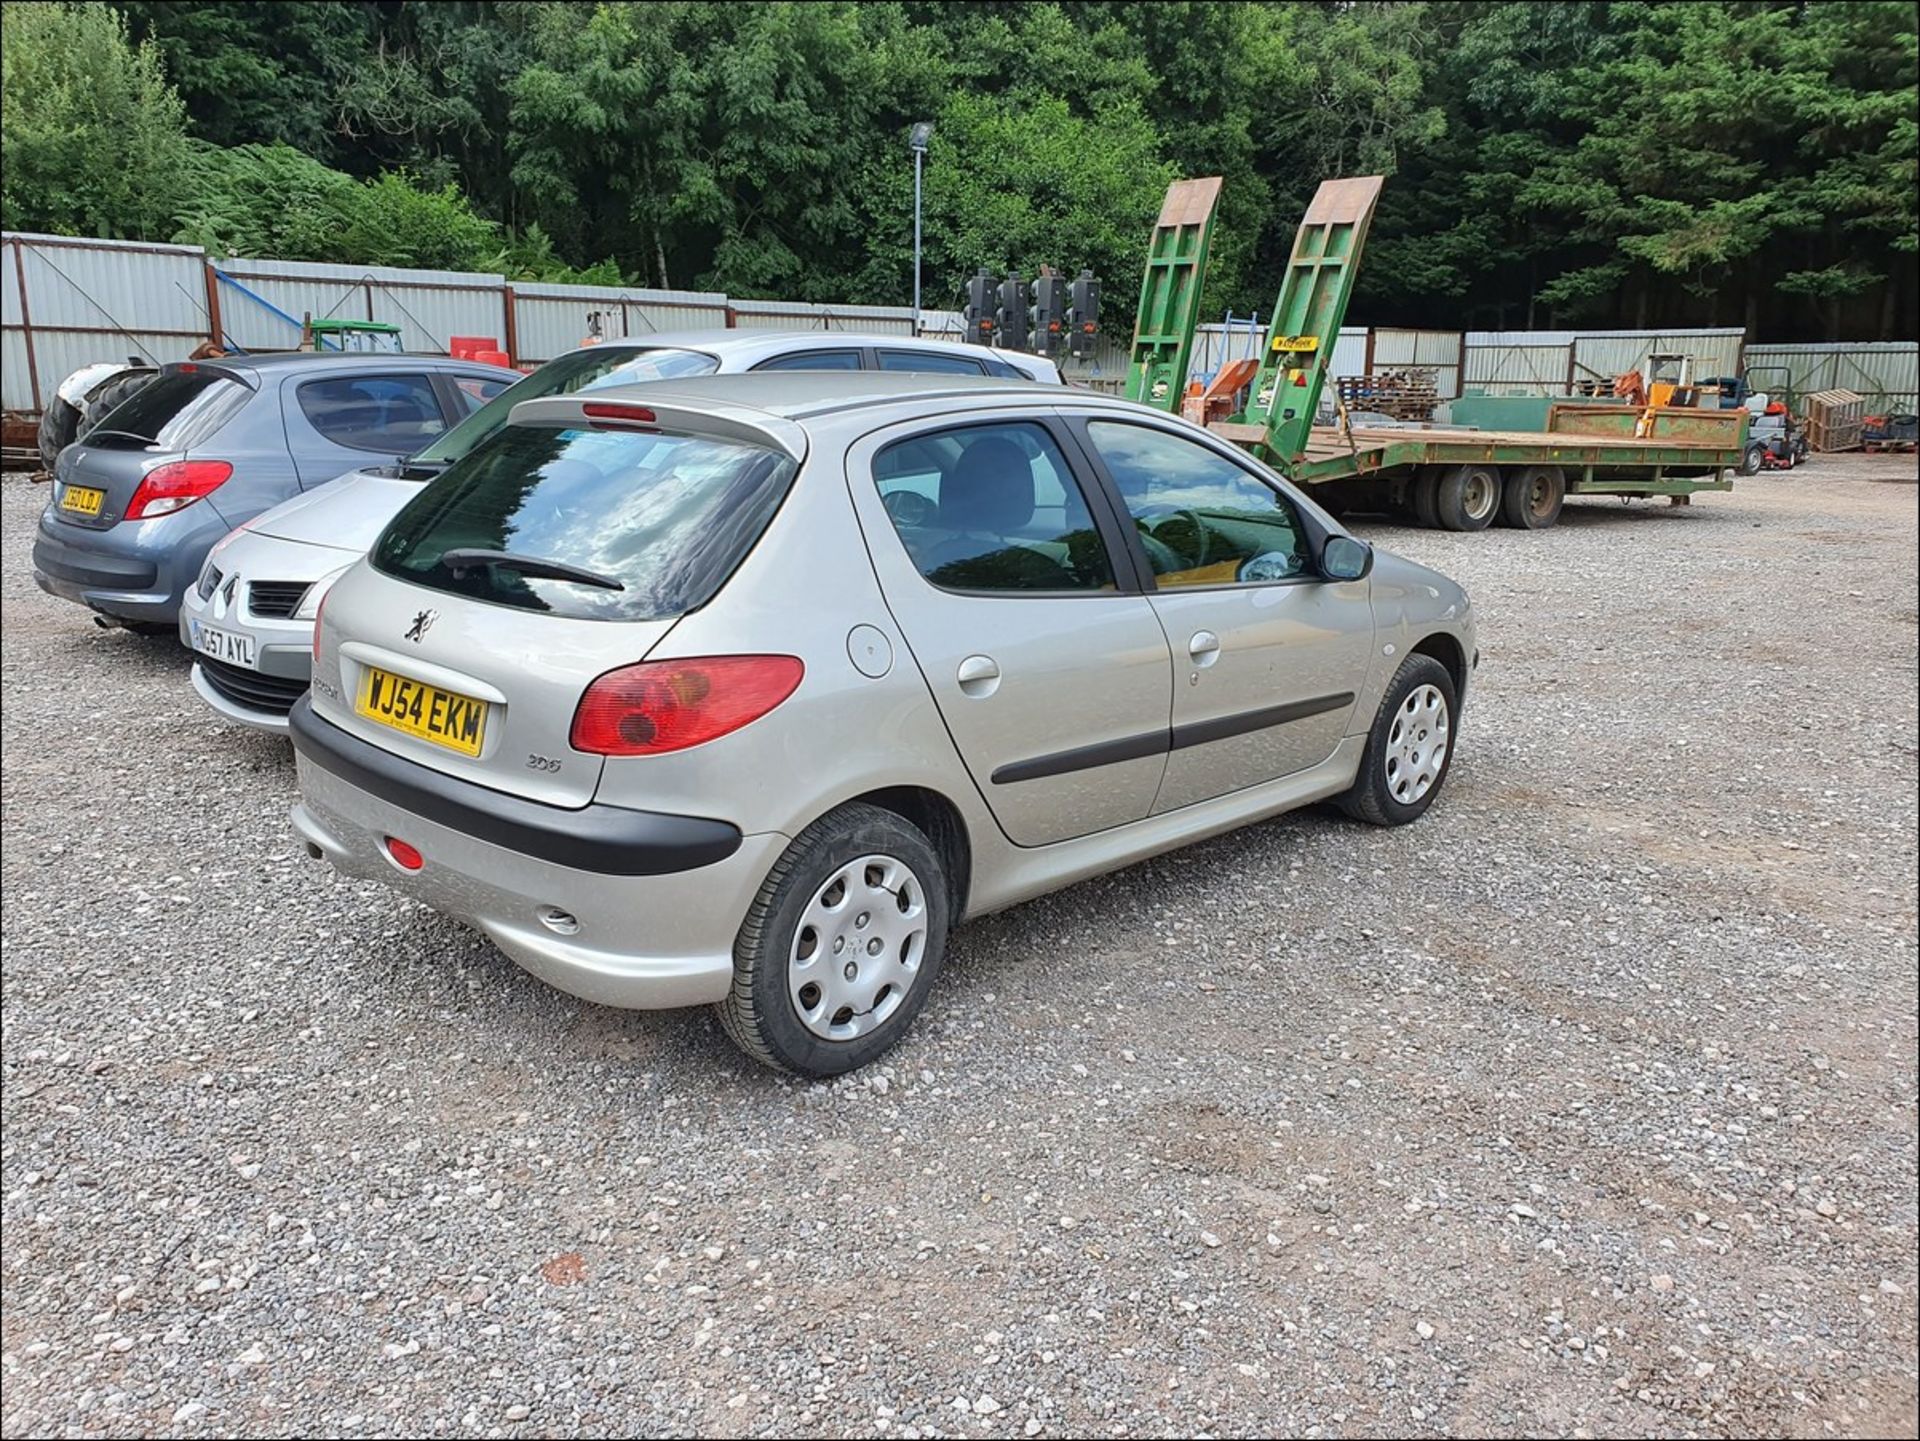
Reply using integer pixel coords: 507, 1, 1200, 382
59, 485, 106, 517
356, 665, 488, 756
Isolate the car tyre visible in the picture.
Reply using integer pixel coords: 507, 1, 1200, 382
1337, 653, 1459, 827
1499, 465, 1565, 529
718, 802, 950, 1077
1434, 464, 1500, 531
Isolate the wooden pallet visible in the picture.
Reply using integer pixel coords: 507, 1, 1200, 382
1334, 369, 1439, 421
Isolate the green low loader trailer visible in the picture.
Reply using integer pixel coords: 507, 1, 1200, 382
1228, 401, 1750, 531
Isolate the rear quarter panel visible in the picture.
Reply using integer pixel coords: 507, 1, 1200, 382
589, 438, 993, 848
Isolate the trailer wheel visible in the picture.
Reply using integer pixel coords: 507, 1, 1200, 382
1407, 469, 1441, 528
1499, 465, 1565, 529
1435, 464, 1499, 531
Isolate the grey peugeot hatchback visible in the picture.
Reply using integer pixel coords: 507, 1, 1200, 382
291, 373, 1477, 1077
32, 351, 516, 632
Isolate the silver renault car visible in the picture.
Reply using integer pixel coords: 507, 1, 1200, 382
290, 374, 1474, 1075
182, 332, 1059, 730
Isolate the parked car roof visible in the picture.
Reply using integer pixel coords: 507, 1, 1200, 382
508, 371, 1109, 427
189, 351, 517, 377
531, 329, 1060, 381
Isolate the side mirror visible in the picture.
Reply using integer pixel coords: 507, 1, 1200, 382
1321, 535, 1373, 582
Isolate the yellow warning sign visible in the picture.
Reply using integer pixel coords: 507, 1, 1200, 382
1270, 334, 1319, 353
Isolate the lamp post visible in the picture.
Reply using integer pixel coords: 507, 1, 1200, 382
909, 121, 933, 329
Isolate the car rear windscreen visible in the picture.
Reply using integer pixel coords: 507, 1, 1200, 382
372, 423, 796, 621
82, 370, 251, 451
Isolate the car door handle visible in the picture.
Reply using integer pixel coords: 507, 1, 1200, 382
1188, 631, 1221, 665
956, 654, 1000, 697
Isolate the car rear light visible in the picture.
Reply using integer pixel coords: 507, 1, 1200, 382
570, 655, 804, 757
126, 460, 233, 520
385, 837, 424, 871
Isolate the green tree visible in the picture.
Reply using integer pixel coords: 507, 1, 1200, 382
1, 0, 189, 239
115, 1, 370, 158
171, 141, 500, 271
848, 91, 1173, 310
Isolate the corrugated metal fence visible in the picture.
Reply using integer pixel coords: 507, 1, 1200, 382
1461, 328, 1749, 395
8, 230, 1916, 415
2, 230, 925, 411
1743, 342, 1918, 414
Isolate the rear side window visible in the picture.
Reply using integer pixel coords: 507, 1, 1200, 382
82, 370, 251, 451
297, 373, 447, 452
751, 350, 861, 372
374, 424, 797, 621
877, 349, 985, 376
450, 375, 513, 415
873, 422, 1115, 593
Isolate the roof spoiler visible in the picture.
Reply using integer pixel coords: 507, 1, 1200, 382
164, 359, 258, 391
507, 394, 807, 464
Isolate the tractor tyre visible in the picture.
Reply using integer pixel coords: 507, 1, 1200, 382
36, 396, 82, 472
79, 371, 156, 439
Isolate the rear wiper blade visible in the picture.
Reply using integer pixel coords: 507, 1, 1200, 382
437, 547, 625, 591
78, 429, 158, 445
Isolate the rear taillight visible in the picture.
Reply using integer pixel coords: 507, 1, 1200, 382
570, 655, 804, 757
126, 460, 233, 520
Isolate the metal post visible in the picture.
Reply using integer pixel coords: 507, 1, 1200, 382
912, 147, 924, 325
908, 121, 933, 333
12, 239, 43, 412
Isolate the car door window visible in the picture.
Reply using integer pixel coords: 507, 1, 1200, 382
750, 349, 862, 372
877, 349, 987, 376
1085, 421, 1310, 587
297, 373, 448, 452
874, 422, 1115, 593
450, 375, 513, 416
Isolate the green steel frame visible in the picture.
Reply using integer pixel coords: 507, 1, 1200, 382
1237, 176, 1384, 467
1286, 433, 1739, 489
1123, 177, 1223, 411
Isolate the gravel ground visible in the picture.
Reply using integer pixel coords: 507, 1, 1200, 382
3, 454, 1916, 1440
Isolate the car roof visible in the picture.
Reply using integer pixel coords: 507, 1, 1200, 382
552, 329, 1051, 370
186, 351, 515, 376
544, 370, 1120, 423
570, 329, 965, 352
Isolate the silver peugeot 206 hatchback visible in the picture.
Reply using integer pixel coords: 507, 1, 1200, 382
290, 374, 1476, 1076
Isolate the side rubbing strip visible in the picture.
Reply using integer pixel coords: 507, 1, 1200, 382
990, 729, 1168, 786
1170, 692, 1353, 751
989, 692, 1355, 786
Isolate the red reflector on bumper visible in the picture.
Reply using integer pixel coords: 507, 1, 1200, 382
386, 837, 424, 871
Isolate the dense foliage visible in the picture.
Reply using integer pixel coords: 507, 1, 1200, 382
3, 1, 1913, 339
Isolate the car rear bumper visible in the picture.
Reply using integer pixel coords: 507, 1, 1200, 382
288, 699, 780, 1009
31, 504, 226, 624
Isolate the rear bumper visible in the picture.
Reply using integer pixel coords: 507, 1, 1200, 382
289, 699, 780, 1009
289, 698, 743, 875
31, 504, 226, 624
